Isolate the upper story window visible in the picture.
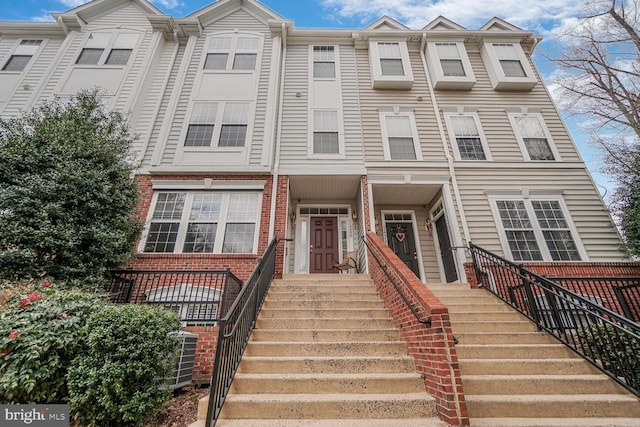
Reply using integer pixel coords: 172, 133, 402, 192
204, 35, 260, 71
185, 101, 250, 148
380, 112, 422, 160
369, 41, 414, 89
480, 41, 537, 90
75, 33, 138, 66
143, 191, 261, 254
492, 197, 583, 262
444, 113, 490, 160
312, 110, 340, 155
2, 39, 42, 72
508, 113, 559, 161
425, 41, 475, 90
313, 46, 335, 78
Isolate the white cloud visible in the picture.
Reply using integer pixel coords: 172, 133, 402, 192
152, 0, 182, 9
57, 0, 87, 7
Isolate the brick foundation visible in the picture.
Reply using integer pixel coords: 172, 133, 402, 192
366, 232, 469, 426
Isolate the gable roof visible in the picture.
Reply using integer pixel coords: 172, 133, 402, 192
365, 16, 410, 31
187, 0, 285, 28
479, 17, 525, 32
423, 16, 466, 31
51, 0, 164, 32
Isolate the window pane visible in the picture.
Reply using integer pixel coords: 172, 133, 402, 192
524, 138, 554, 160
144, 223, 179, 253
183, 223, 217, 253
233, 53, 256, 70
105, 49, 132, 65
152, 193, 186, 220
76, 48, 103, 65
543, 230, 581, 261
388, 137, 416, 160
190, 193, 222, 220
441, 59, 465, 76
385, 116, 412, 137
457, 138, 486, 160
532, 201, 567, 229
313, 132, 339, 153
219, 124, 247, 147
210, 37, 232, 50
314, 62, 335, 78
450, 116, 479, 137
204, 53, 228, 69
185, 124, 215, 147
314, 46, 335, 61
380, 58, 404, 76
191, 102, 218, 124
505, 230, 542, 261
222, 102, 249, 123
500, 59, 526, 77
314, 110, 338, 131
378, 42, 401, 57
2, 55, 31, 71
236, 37, 259, 50
497, 200, 530, 228
227, 193, 259, 222
222, 223, 255, 253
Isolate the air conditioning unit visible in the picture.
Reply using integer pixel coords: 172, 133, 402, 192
165, 331, 198, 390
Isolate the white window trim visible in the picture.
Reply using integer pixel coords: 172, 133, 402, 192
180, 100, 254, 151
488, 194, 588, 262
507, 112, 561, 162
139, 190, 262, 254
202, 32, 263, 73
379, 111, 423, 161
443, 112, 492, 161
309, 45, 338, 80
74, 32, 139, 67
480, 40, 537, 90
369, 40, 414, 89
1, 39, 44, 73
425, 41, 475, 90
307, 108, 346, 159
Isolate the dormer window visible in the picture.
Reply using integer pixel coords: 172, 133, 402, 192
369, 41, 414, 89
2, 40, 42, 72
425, 41, 475, 89
75, 33, 137, 66
480, 41, 537, 90
204, 34, 260, 71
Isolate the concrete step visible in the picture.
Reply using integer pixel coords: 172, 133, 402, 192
449, 311, 527, 322
465, 393, 640, 418
244, 341, 408, 357
269, 285, 378, 293
278, 274, 372, 284
265, 291, 383, 302
215, 419, 450, 427
454, 331, 555, 345
443, 303, 514, 313
462, 374, 629, 395
236, 356, 416, 374
255, 317, 394, 330
250, 328, 400, 342
229, 372, 425, 394
261, 299, 386, 309
459, 358, 599, 375
450, 321, 537, 333
259, 308, 392, 319
455, 344, 573, 359
435, 295, 500, 304
218, 392, 437, 420
469, 417, 640, 427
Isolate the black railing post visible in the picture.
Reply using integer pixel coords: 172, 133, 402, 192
614, 286, 635, 321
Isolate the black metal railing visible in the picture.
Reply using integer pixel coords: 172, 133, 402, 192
549, 277, 640, 322
205, 238, 280, 427
469, 242, 640, 397
106, 269, 242, 323
362, 235, 431, 326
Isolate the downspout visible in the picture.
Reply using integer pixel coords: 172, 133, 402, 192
420, 33, 471, 279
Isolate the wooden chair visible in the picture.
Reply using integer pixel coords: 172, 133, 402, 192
332, 251, 359, 273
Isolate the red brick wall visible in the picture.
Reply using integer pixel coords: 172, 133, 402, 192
273, 175, 289, 279
366, 232, 469, 426
183, 325, 219, 384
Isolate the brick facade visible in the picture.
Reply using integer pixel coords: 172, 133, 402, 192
366, 232, 469, 426
183, 325, 219, 384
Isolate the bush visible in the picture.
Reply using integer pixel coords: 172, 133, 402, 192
68, 304, 181, 427
0, 280, 107, 403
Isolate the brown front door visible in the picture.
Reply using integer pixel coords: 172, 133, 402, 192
310, 217, 339, 273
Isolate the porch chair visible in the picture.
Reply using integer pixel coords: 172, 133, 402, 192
332, 251, 359, 274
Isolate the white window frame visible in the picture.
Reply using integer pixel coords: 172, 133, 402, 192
308, 109, 345, 158
443, 112, 492, 161
203, 33, 262, 72
75, 32, 138, 66
1, 39, 43, 72
508, 112, 561, 161
311, 45, 336, 79
379, 111, 423, 161
425, 41, 475, 90
480, 40, 537, 90
369, 40, 414, 89
489, 195, 587, 262
183, 101, 251, 149
140, 190, 262, 254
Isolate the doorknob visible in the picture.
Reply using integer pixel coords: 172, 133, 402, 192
310, 245, 313, 253
413, 251, 417, 259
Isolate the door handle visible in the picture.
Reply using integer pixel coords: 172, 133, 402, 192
310, 245, 313, 253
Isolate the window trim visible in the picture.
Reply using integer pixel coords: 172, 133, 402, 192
310, 45, 337, 80
425, 41, 476, 90
489, 194, 587, 262
369, 40, 414, 89
140, 190, 262, 254
1, 39, 43, 73
202, 32, 263, 73
379, 111, 423, 161
443, 112, 492, 161
74, 32, 138, 67
308, 108, 345, 159
182, 101, 252, 150
480, 40, 537, 90
508, 112, 561, 161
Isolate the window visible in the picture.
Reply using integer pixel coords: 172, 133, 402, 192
184, 102, 249, 148
445, 114, 490, 160
75, 33, 137, 66
204, 35, 260, 71
380, 112, 421, 160
509, 113, 558, 161
313, 46, 335, 78
143, 191, 261, 254
494, 198, 582, 261
369, 40, 414, 89
2, 40, 42, 72
480, 41, 537, 90
312, 110, 339, 154
425, 41, 475, 89
437, 43, 465, 76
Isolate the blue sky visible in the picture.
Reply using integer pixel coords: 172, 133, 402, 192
1, 0, 613, 199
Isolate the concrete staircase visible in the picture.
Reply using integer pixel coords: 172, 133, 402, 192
191, 274, 447, 427
428, 283, 640, 427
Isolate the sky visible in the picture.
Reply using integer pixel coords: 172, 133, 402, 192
0, 0, 614, 199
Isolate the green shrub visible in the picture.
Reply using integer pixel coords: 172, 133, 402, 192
68, 304, 181, 427
0, 280, 106, 403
